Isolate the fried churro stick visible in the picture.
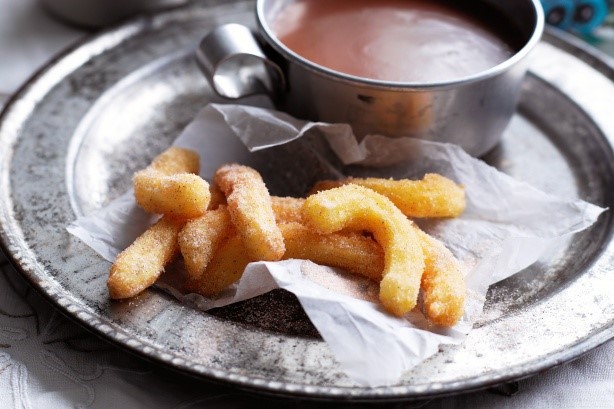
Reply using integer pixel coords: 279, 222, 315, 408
281, 217, 464, 325
188, 234, 253, 297
417, 230, 466, 327
214, 164, 285, 261
182, 217, 384, 297
188, 221, 385, 298
178, 205, 233, 281
108, 216, 184, 299
310, 174, 465, 218
134, 147, 210, 219
134, 172, 210, 219
272, 196, 305, 224
179, 199, 302, 283
147, 146, 200, 175
208, 184, 227, 210
280, 222, 384, 280
303, 185, 425, 317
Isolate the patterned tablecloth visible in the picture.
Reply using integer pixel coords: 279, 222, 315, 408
0, 1, 612, 408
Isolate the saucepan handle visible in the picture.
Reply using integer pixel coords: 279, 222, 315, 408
196, 23, 285, 99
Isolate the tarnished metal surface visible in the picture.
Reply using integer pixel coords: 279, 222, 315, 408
0, 0, 612, 401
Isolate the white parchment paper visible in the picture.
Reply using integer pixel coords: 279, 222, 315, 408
67, 104, 605, 386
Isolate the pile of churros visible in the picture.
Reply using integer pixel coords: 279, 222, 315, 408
108, 146, 467, 327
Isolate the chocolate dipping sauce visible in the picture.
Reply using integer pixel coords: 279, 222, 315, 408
271, 0, 518, 83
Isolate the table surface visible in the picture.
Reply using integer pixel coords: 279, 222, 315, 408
0, 1, 612, 408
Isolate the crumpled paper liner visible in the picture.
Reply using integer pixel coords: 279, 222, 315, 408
67, 104, 605, 386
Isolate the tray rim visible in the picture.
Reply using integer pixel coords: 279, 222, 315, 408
0, 3, 613, 401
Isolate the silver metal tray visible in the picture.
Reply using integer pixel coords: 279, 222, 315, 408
0, 0, 613, 402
